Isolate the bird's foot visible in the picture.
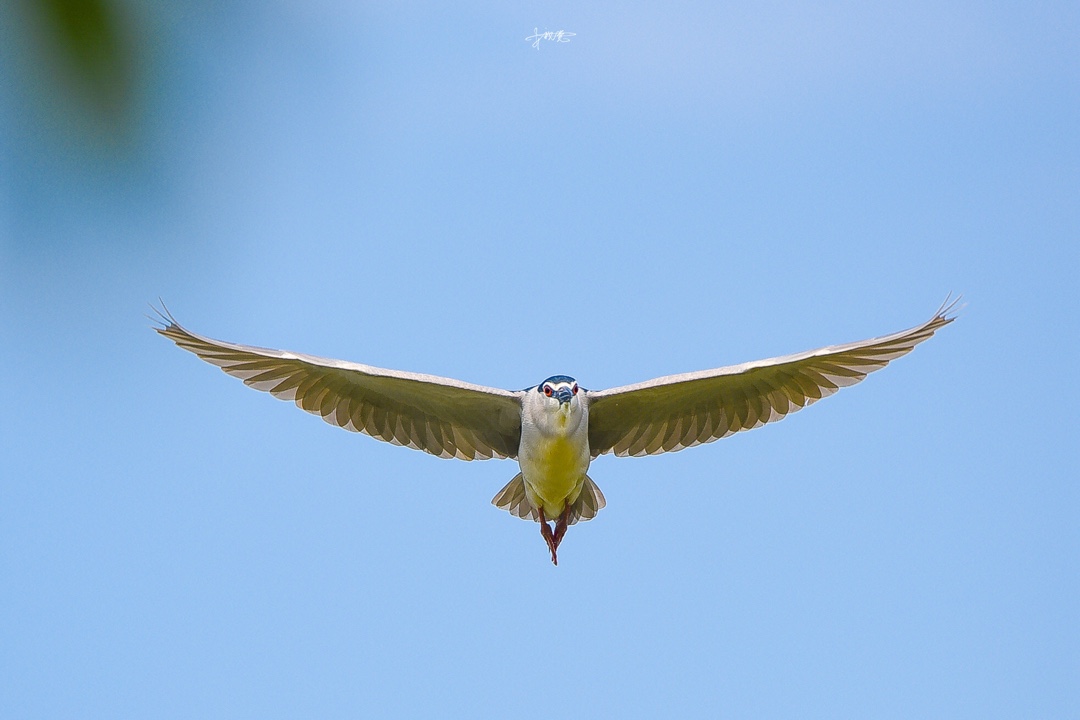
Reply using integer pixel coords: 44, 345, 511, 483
538, 509, 558, 565
552, 502, 571, 551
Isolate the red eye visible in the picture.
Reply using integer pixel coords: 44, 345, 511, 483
543, 385, 553, 397
572, 384, 578, 395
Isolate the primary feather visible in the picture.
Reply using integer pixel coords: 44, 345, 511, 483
586, 298, 958, 457
154, 309, 523, 460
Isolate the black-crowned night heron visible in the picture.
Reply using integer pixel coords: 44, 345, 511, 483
155, 299, 957, 565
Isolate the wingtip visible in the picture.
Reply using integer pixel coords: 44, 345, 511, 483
935, 293, 965, 324
147, 299, 179, 332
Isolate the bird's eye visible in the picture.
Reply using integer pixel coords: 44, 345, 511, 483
572, 383, 578, 395
543, 385, 553, 397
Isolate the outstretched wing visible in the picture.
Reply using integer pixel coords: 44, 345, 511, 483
586, 298, 958, 458
155, 309, 524, 460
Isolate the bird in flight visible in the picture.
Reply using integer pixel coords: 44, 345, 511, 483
155, 299, 957, 565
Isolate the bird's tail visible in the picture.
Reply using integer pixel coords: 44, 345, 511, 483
569, 474, 606, 524
491, 473, 606, 525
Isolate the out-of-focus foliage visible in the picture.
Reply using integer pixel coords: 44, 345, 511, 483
14, 0, 140, 144
37, 0, 133, 111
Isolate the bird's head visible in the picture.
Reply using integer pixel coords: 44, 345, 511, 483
537, 375, 579, 409
523, 375, 586, 435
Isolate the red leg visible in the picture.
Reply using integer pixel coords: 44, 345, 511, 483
538, 507, 558, 565
552, 501, 571, 552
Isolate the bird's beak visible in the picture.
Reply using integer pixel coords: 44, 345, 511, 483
555, 387, 573, 405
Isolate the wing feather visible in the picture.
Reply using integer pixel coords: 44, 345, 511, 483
587, 299, 958, 457
155, 310, 523, 460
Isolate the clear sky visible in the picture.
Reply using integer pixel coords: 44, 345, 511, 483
1, 2, 1077, 718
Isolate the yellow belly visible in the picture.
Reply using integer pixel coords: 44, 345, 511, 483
522, 435, 588, 519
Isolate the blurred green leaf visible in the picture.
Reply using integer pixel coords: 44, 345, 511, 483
33, 0, 135, 125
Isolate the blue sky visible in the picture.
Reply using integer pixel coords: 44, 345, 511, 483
1, 2, 1077, 717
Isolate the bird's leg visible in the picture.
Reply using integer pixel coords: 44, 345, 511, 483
552, 501, 572, 552
537, 507, 558, 565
